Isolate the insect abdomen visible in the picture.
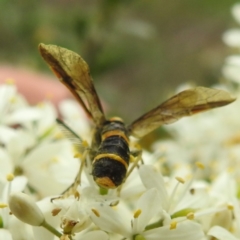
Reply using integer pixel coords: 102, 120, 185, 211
92, 121, 130, 189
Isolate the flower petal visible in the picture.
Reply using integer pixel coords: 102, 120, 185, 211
90, 202, 131, 237
208, 226, 238, 240
134, 188, 162, 233
139, 165, 168, 209
79, 230, 109, 240
232, 3, 240, 25
223, 29, 240, 47
143, 221, 204, 240
5, 107, 43, 124
222, 56, 240, 83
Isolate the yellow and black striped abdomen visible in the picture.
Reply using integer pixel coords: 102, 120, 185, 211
92, 120, 130, 189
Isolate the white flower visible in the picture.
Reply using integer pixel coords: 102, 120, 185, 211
0, 84, 43, 126
2, 15, 240, 239
89, 188, 204, 239
142, 221, 204, 240
222, 3, 240, 48
222, 3, 240, 83
232, 3, 240, 25
0, 83, 88, 198
208, 195, 240, 240
222, 56, 240, 83
208, 226, 238, 240
139, 165, 211, 216
223, 29, 240, 48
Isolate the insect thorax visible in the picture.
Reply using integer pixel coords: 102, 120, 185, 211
92, 119, 130, 189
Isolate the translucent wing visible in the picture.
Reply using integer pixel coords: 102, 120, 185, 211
56, 118, 88, 152
39, 43, 105, 126
128, 87, 235, 138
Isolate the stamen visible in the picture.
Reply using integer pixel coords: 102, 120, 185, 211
0, 203, 8, 208
82, 140, 89, 148
74, 153, 82, 158
6, 173, 14, 204
177, 162, 206, 206
170, 221, 177, 229
227, 204, 234, 210
61, 218, 79, 234
195, 162, 205, 169
51, 208, 62, 216
55, 132, 64, 139
166, 177, 185, 211
74, 191, 80, 200
91, 208, 100, 217
186, 212, 195, 220
134, 209, 142, 218
6, 173, 14, 181
51, 157, 59, 163
9, 97, 17, 103
175, 176, 185, 184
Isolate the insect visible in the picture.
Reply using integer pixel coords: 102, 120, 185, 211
39, 43, 235, 196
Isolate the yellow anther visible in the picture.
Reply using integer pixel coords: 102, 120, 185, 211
74, 191, 80, 200
55, 132, 64, 139
159, 157, 166, 163
51, 208, 62, 216
227, 167, 234, 173
74, 153, 82, 158
51, 157, 59, 163
0, 203, 8, 208
9, 96, 17, 103
195, 162, 205, 169
5, 78, 15, 85
170, 221, 177, 229
133, 209, 142, 218
6, 173, 14, 181
91, 208, 100, 217
186, 212, 195, 220
175, 176, 185, 184
37, 102, 45, 108
82, 140, 89, 148
228, 204, 234, 210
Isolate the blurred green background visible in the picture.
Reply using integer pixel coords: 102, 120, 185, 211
0, 0, 238, 122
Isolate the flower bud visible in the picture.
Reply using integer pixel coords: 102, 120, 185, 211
9, 192, 45, 226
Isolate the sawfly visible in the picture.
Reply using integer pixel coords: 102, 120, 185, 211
39, 43, 235, 197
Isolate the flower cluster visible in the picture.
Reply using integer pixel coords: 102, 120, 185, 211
0, 81, 238, 240
1, 5, 240, 239
223, 3, 240, 84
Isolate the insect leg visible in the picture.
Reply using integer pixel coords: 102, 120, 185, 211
51, 149, 89, 202
117, 149, 143, 197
